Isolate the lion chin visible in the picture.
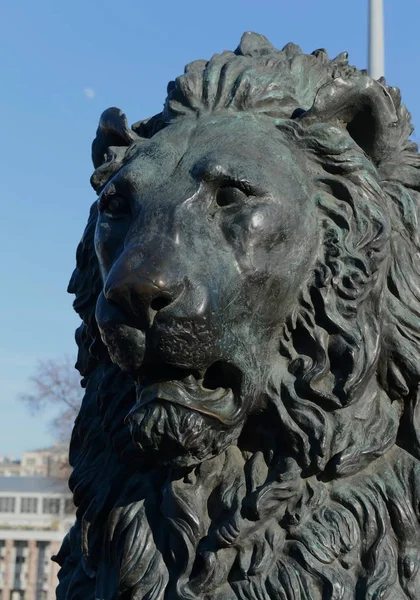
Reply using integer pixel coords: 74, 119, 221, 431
125, 400, 242, 467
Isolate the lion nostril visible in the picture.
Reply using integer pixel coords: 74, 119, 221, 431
150, 295, 172, 312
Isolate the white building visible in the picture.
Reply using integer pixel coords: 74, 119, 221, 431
0, 477, 74, 600
0, 445, 70, 480
20, 446, 68, 479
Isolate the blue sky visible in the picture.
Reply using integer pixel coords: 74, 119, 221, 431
1, 0, 419, 456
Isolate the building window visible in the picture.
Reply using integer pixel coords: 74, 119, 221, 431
20, 497, 38, 513
14, 541, 27, 550
25, 458, 36, 466
42, 498, 60, 514
0, 497, 15, 512
64, 498, 74, 514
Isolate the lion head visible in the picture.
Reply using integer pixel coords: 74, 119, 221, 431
57, 33, 420, 600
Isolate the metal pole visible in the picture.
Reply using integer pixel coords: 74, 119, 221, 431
369, 0, 385, 79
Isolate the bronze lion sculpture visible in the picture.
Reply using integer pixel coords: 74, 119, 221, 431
55, 33, 420, 599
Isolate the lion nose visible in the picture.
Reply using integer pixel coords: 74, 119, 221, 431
104, 266, 182, 324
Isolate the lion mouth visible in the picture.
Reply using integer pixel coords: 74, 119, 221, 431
127, 361, 243, 426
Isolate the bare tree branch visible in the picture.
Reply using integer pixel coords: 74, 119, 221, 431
20, 355, 83, 444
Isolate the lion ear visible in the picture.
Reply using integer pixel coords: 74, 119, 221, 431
297, 75, 409, 166
91, 108, 141, 191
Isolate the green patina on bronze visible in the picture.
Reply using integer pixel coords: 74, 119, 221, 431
57, 33, 420, 600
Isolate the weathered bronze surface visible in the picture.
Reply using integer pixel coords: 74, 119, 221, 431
56, 33, 420, 599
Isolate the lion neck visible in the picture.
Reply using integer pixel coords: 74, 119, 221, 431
64, 367, 419, 599
90, 442, 420, 600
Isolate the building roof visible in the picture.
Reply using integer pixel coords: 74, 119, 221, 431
0, 477, 71, 494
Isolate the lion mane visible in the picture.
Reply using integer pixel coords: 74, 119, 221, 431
55, 33, 420, 600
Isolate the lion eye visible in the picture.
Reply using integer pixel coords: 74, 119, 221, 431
98, 194, 131, 219
215, 186, 248, 208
